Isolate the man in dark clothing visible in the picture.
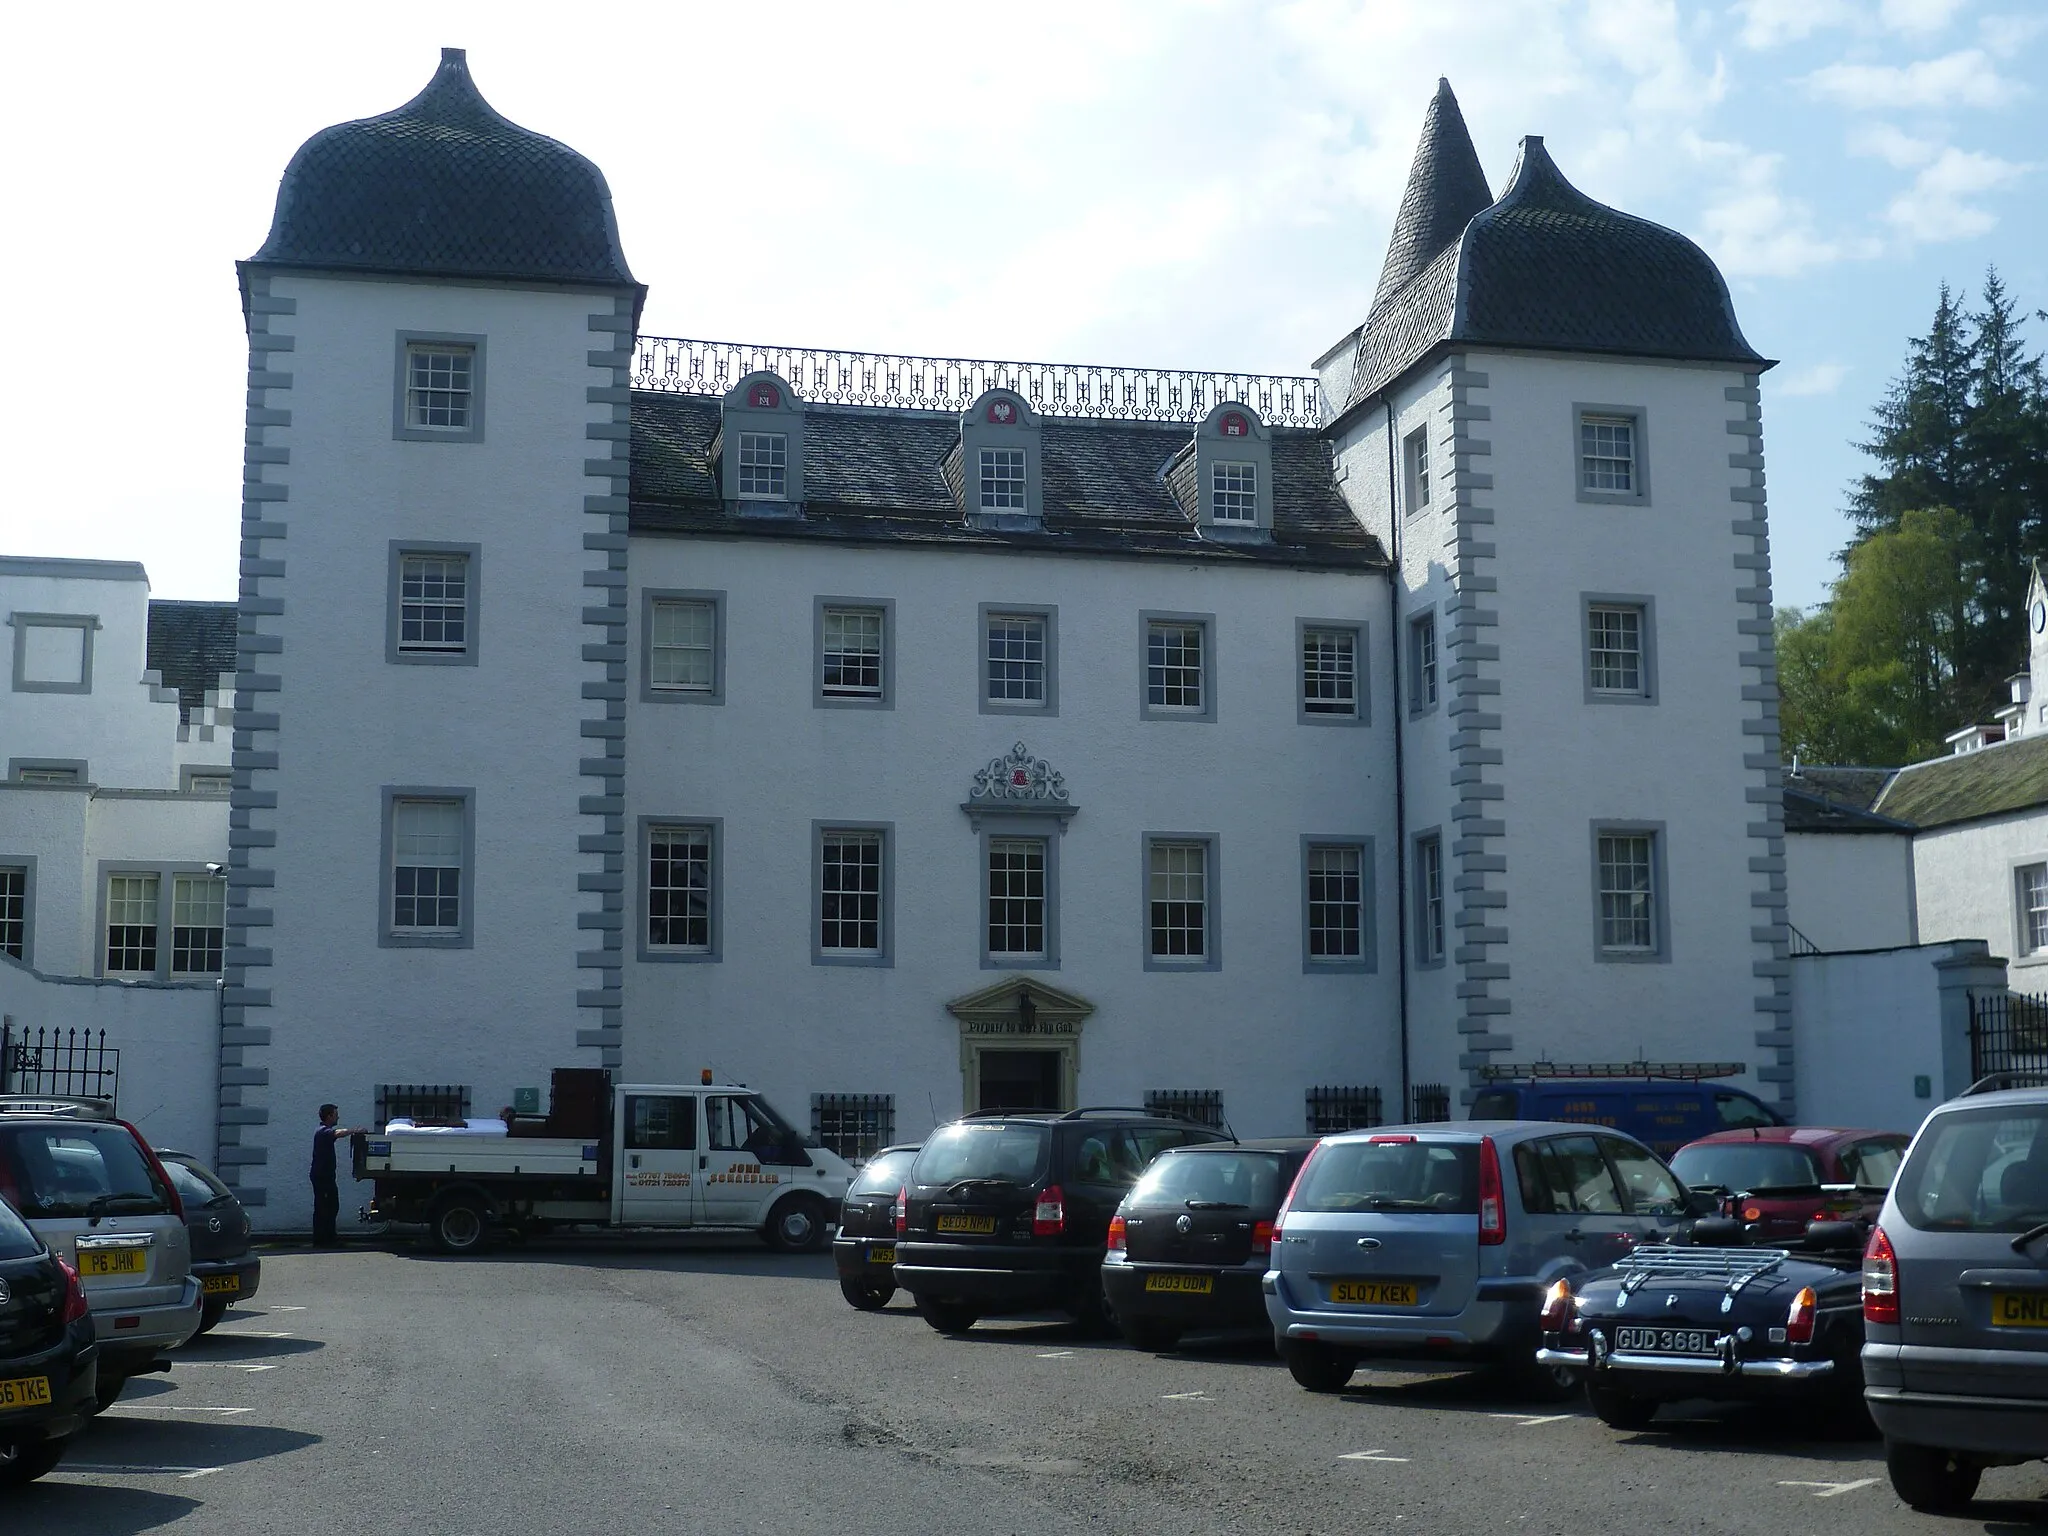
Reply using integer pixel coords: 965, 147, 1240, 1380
310, 1104, 363, 1247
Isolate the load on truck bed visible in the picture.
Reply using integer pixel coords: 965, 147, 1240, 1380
355, 1069, 855, 1254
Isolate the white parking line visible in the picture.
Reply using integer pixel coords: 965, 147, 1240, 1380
65, 1464, 224, 1480
208, 1329, 294, 1339
1484, 1412, 1575, 1427
1160, 1391, 1212, 1401
1778, 1478, 1878, 1499
118, 1405, 252, 1415
1035, 1350, 1074, 1359
175, 1362, 277, 1372
1339, 1449, 1410, 1463
263, 1305, 308, 1313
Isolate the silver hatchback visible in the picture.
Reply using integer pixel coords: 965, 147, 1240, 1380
1264, 1122, 1696, 1393
1863, 1079, 2048, 1511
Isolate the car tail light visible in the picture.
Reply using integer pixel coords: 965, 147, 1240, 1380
56, 1257, 88, 1324
1538, 1278, 1573, 1333
1273, 1144, 1324, 1247
893, 1185, 907, 1238
1107, 1215, 1126, 1254
1786, 1285, 1818, 1346
1863, 1225, 1899, 1325
1251, 1219, 1275, 1258
126, 1123, 184, 1220
1033, 1184, 1066, 1239
1478, 1135, 1505, 1246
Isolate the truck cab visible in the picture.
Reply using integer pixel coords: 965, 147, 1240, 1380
611, 1085, 852, 1243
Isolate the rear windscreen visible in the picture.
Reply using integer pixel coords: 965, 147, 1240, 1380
914, 1123, 1051, 1187
1669, 1143, 1821, 1192
164, 1159, 231, 1206
0, 1124, 170, 1219
1289, 1140, 1477, 1215
1894, 1105, 2048, 1233
850, 1149, 917, 1198
0, 1197, 39, 1260
1131, 1151, 1288, 1210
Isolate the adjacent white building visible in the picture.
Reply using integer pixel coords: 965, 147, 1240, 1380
7, 55, 1797, 1225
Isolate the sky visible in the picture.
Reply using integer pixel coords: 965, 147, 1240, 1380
1, 0, 2041, 608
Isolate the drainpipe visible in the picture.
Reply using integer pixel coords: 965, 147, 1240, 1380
1384, 399, 1412, 1118
208, 861, 226, 1173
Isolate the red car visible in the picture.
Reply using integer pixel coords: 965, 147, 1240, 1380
1668, 1126, 1909, 1241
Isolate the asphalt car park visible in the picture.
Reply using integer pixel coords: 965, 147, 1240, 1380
8, 1236, 2047, 1533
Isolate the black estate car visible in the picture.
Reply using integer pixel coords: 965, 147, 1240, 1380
834, 1144, 920, 1311
156, 1150, 261, 1333
893, 1109, 1227, 1335
0, 1195, 97, 1487
1101, 1137, 1317, 1352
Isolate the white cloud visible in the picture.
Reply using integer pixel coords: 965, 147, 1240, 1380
1805, 49, 2022, 110
1880, 0, 1966, 35
1982, 12, 2048, 52
1847, 122, 1941, 167
1778, 361, 1851, 396
1693, 141, 1880, 277
1736, 0, 1960, 47
1886, 146, 2029, 239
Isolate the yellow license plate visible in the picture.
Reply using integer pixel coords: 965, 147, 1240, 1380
1992, 1291, 2048, 1327
870, 1247, 897, 1265
0, 1376, 52, 1410
78, 1248, 145, 1278
202, 1274, 241, 1295
1144, 1273, 1214, 1294
936, 1214, 997, 1234
1330, 1279, 1419, 1306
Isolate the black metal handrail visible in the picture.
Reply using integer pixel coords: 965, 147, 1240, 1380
631, 335, 1326, 428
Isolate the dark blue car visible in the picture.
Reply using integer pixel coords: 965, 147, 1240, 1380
0, 1194, 98, 1486
1469, 1079, 1782, 1158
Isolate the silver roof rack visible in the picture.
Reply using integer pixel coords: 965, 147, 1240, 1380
0, 1094, 117, 1121
1614, 1244, 1789, 1297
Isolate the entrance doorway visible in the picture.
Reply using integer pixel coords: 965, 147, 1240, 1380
977, 1049, 1062, 1113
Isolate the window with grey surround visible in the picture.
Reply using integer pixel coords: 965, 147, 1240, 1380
980, 448, 1027, 511
1211, 461, 1258, 524
391, 798, 464, 934
736, 431, 787, 499
1580, 413, 1636, 493
105, 872, 160, 975
11, 614, 95, 694
170, 873, 226, 975
2020, 864, 2048, 955
820, 607, 885, 699
648, 825, 713, 953
1597, 832, 1657, 954
987, 838, 1048, 960
1408, 612, 1438, 712
1306, 844, 1364, 961
1587, 604, 1645, 695
1147, 840, 1210, 961
0, 865, 25, 960
14, 766, 80, 785
182, 770, 232, 796
398, 554, 470, 655
405, 343, 475, 432
820, 831, 884, 956
1415, 834, 1444, 965
649, 598, 716, 693
1301, 626, 1358, 718
985, 612, 1049, 707
1147, 622, 1206, 712
1404, 426, 1430, 514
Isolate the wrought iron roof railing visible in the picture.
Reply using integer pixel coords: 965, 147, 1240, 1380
631, 335, 1326, 428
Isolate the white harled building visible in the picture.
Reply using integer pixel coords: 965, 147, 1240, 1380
3, 55, 1790, 1226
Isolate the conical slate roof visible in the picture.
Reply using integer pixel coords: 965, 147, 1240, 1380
1369, 79, 1491, 315
249, 48, 635, 287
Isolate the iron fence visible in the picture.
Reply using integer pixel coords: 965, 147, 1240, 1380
1146, 1089, 1227, 1130
375, 1083, 472, 1128
631, 335, 1326, 429
1305, 1085, 1383, 1135
0, 1023, 119, 1107
813, 1093, 896, 1161
1970, 991, 2048, 1081
1410, 1083, 1452, 1123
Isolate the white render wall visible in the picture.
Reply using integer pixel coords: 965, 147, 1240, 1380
1912, 808, 2048, 985
1785, 830, 1916, 954
1788, 942, 1970, 1135
624, 535, 1397, 1142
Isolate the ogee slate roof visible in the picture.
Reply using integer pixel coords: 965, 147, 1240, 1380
629, 394, 1383, 570
248, 48, 635, 289
146, 601, 238, 722
1874, 733, 2048, 830
1369, 79, 1492, 316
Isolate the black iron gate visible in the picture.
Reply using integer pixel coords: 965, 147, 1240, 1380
0, 1022, 120, 1106
1969, 991, 2048, 1081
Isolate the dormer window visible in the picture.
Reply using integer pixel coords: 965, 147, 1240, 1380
1211, 462, 1258, 524
980, 448, 1027, 511
737, 432, 787, 499
718, 371, 805, 508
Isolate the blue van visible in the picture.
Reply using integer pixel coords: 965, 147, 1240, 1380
1466, 1079, 1783, 1158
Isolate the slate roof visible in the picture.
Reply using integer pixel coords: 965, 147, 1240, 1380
629, 394, 1382, 570
1874, 732, 2048, 831
1330, 101, 1768, 416
1784, 766, 1896, 817
247, 49, 635, 289
1782, 787, 1909, 834
145, 601, 237, 721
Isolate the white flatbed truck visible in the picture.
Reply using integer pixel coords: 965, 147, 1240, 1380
356, 1077, 855, 1254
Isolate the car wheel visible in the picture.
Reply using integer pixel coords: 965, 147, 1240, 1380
1119, 1318, 1182, 1353
917, 1296, 980, 1335
763, 1195, 830, 1254
94, 1375, 126, 1412
196, 1296, 230, 1335
1585, 1380, 1657, 1430
840, 1277, 895, 1311
0, 1437, 68, 1486
1067, 1287, 1119, 1339
428, 1191, 491, 1256
1284, 1341, 1357, 1392
1885, 1442, 1982, 1512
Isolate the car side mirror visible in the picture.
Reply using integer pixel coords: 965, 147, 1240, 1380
1685, 1188, 1719, 1217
